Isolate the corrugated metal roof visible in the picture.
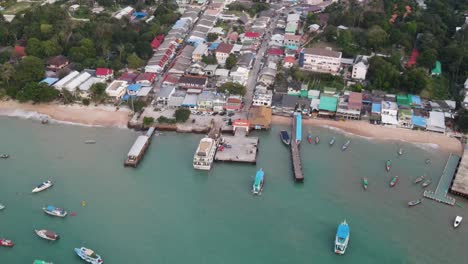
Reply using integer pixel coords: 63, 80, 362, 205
127, 136, 149, 157
319, 96, 338, 112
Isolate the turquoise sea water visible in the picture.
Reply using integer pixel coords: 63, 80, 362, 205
0, 117, 467, 263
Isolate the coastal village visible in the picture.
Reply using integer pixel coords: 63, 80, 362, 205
0, 0, 468, 262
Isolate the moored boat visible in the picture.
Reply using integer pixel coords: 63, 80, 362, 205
334, 220, 350, 255
329, 136, 336, 146
390, 176, 399, 187
280, 131, 291, 146
33, 260, 53, 264
454, 216, 463, 228
414, 175, 425, 184
386, 160, 391, 172
32, 180, 53, 193
422, 179, 432, 188
74, 247, 103, 264
341, 140, 350, 151
315, 136, 320, 144
408, 199, 422, 206
398, 148, 403, 156
35, 229, 59, 241
43, 205, 67, 218
362, 178, 368, 190
307, 133, 313, 144
252, 168, 265, 195
425, 159, 431, 164
0, 238, 14, 247
0, 203, 5, 210
0, 154, 9, 159
84, 140, 96, 144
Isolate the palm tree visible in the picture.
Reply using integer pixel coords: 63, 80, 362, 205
1, 63, 15, 88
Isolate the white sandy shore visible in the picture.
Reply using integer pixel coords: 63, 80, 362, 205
272, 116, 463, 155
0, 100, 131, 128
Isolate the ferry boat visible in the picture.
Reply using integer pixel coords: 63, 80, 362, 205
341, 140, 350, 151
0, 238, 14, 247
43, 205, 67, 218
329, 137, 336, 146
35, 229, 59, 241
252, 168, 265, 195
454, 216, 463, 228
362, 178, 368, 190
389, 176, 399, 187
74, 247, 103, 264
280, 131, 291, 145
193, 137, 219, 170
408, 199, 422, 206
386, 160, 392, 172
334, 220, 350, 255
32, 180, 53, 193
422, 179, 432, 188
307, 133, 313, 144
414, 175, 425, 184
315, 136, 320, 144
33, 260, 53, 264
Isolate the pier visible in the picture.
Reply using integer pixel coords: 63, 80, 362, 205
124, 127, 155, 167
215, 120, 258, 164
423, 153, 460, 205
450, 144, 468, 198
291, 114, 304, 182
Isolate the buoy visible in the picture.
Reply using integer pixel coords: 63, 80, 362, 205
81, 200, 86, 207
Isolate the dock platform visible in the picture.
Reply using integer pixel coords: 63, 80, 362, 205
291, 114, 304, 182
450, 144, 468, 198
424, 153, 460, 205
124, 127, 155, 167
214, 131, 258, 164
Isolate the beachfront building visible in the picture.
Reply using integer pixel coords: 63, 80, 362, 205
182, 94, 198, 110
156, 86, 175, 106
381, 101, 399, 125
105, 80, 128, 99
411, 109, 428, 130
248, 106, 272, 130
197, 91, 215, 111
299, 48, 342, 74
426, 111, 446, 133
168, 90, 187, 108
225, 95, 242, 111
53, 71, 79, 90
398, 108, 413, 129
252, 90, 273, 107
318, 95, 338, 117
370, 101, 381, 124
336, 92, 362, 120
96, 68, 113, 80
64, 72, 91, 92
77, 77, 105, 99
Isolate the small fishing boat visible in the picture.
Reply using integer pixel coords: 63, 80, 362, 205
41, 119, 49, 125
389, 176, 399, 187
454, 216, 463, 228
386, 160, 392, 172
252, 168, 265, 195
408, 199, 422, 206
422, 179, 432, 188
329, 136, 336, 146
362, 178, 368, 190
280, 130, 291, 146
307, 133, 313, 144
35, 229, 59, 241
43, 205, 67, 218
315, 136, 320, 144
341, 140, 351, 151
33, 260, 53, 264
0, 154, 9, 159
425, 159, 431, 164
398, 148, 403, 156
414, 175, 425, 184
334, 220, 350, 255
0, 238, 14, 247
0, 203, 5, 210
32, 180, 53, 193
74, 247, 103, 264
84, 140, 96, 144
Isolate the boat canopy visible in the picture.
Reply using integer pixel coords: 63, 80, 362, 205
337, 223, 349, 239
46, 205, 56, 211
254, 169, 264, 186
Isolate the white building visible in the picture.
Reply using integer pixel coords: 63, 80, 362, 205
64, 72, 91, 92
78, 77, 105, 98
114, 6, 134, 20
105, 80, 128, 99
156, 86, 175, 106
192, 43, 208, 62
352, 55, 370, 80
215, 43, 233, 65
426, 111, 446, 133
252, 90, 273, 107
301, 48, 342, 73
381, 101, 398, 125
230, 66, 250, 86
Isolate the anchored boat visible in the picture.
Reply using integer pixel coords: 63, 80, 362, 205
43, 205, 67, 218
0, 203, 5, 210
33, 260, 53, 264
341, 140, 351, 151
315, 136, 320, 144
84, 140, 96, 144
390, 176, 399, 187
422, 179, 432, 188
0, 154, 9, 159
32, 180, 53, 193
252, 168, 265, 195
386, 160, 391, 172
329, 137, 336, 146
74, 247, 103, 264
307, 133, 313, 144
0, 238, 14, 247
362, 178, 368, 190
408, 199, 422, 206
35, 229, 59, 241
414, 175, 425, 184
454, 216, 463, 228
334, 220, 350, 255
280, 131, 291, 146
398, 148, 403, 156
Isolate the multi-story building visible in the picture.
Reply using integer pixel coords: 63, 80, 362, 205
215, 43, 234, 65
299, 48, 342, 73
352, 55, 370, 80
252, 90, 273, 107
192, 43, 208, 62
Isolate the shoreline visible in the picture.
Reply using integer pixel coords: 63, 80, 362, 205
271, 116, 463, 155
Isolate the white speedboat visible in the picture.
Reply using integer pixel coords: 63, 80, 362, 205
43, 205, 67, 218
32, 180, 53, 193
0, 203, 5, 210
74, 247, 103, 264
454, 216, 463, 228
35, 229, 59, 241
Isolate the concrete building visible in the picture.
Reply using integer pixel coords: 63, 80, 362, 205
300, 48, 342, 73
105, 80, 128, 99
252, 90, 273, 107
156, 86, 175, 106
230, 66, 250, 86
352, 55, 370, 80
381, 101, 399, 125
192, 43, 208, 62
215, 43, 234, 65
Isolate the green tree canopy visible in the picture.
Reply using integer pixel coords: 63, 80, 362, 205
14, 56, 44, 88
366, 25, 388, 50
225, 54, 237, 70
174, 108, 191, 123
207, 33, 218, 42
220, 82, 246, 96
202, 55, 218, 65
127, 53, 144, 69
90, 82, 107, 103
455, 109, 468, 133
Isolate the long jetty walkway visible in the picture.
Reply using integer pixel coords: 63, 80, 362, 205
124, 127, 155, 168
423, 153, 461, 205
291, 114, 304, 182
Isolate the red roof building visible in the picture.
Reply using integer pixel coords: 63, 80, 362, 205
163, 74, 179, 86
135, 72, 156, 86
348, 92, 363, 111
225, 95, 243, 111
244, 32, 261, 39
407, 49, 419, 67
14, 46, 26, 58
96, 68, 113, 80
151, 39, 161, 50
118, 72, 139, 83
267, 48, 284, 56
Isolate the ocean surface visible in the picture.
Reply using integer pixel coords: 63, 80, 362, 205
0, 116, 467, 264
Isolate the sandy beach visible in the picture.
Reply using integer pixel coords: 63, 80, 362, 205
0, 100, 131, 127
272, 115, 463, 155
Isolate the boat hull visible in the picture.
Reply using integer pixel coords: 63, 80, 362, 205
280, 131, 291, 146
43, 208, 67, 218
35, 230, 59, 241
32, 181, 53, 193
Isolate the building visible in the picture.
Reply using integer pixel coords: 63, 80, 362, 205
252, 90, 273, 107
196, 91, 216, 111
212, 93, 226, 112
156, 86, 175, 106
225, 95, 242, 111
78, 77, 105, 99
398, 109, 413, 129
64, 72, 91, 92
230, 66, 250, 86
381, 101, 398, 125
300, 48, 342, 73
283, 56, 295, 68
318, 95, 338, 117
284, 34, 302, 50
95, 68, 113, 80
182, 94, 198, 110
135, 73, 156, 86
119, 72, 139, 83
352, 56, 369, 80
243, 32, 261, 43
46, 55, 69, 72
167, 90, 187, 108
336, 92, 362, 120
114, 6, 134, 20
105, 80, 128, 99
178, 75, 208, 90
248, 106, 272, 130
53, 71, 79, 90
192, 43, 208, 62
426, 111, 446, 133
215, 43, 234, 64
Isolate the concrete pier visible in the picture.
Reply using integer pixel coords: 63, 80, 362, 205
214, 127, 258, 164
124, 127, 155, 167
424, 153, 460, 205
291, 114, 304, 182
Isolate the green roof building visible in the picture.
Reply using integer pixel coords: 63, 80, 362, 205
318, 96, 338, 116
397, 94, 411, 107
431, 60, 441, 76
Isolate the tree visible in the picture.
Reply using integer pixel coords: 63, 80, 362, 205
367, 56, 400, 91
417, 48, 438, 69
90, 83, 107, 103
16, 82, 59, 103
25, 38, 43, 57
225, 54, 237, 70
82, 98, 90, 106
366, 25, 388, 50
323, 26, 337, 42
207, 33, 218, 42
127, 53, 144, 69
143, 116, 154, 127
14, 56, 44, 88
135, 41, 153, 60
220, 82, 246, 96
401, 68, 429, 94
61, 89, 75, 104
202, 54, 218, 65
455, 109, 468, 133
1, 63, 15, 88
174, 108, 191, 123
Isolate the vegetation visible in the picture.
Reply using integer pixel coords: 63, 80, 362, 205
455, 109, 468, 133
90, 83, 107, 103
206, 33, 219, 42
202, 54, 218, 65
219, 82, 246, 96
225, 54, 237, 70
174, 108, 191, 123
157, 116, 176, 124
143, 116, 154, 127
226, 2, 270, 17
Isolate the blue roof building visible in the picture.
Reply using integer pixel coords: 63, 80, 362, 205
40, 77, 59, 86
208, 42, 220, 51
411, 115, 427, 128
132, 12, 147, 19
127, 84, 142, 96
411, 95, 422, 108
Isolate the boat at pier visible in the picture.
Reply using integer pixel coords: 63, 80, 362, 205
454, 216, 463, 228
414, 175, 425, 184
362, 178, 368, 190
341, 140, 350, 151
280, 131, 291, 146
74, 247, 103, 264
0, 238, 14, 247
35, 229, 59, 241
408, 199, 422, 206
390, 176, 399, 187
422, 179, 432, 188
252, 168, 264, 195
43, 205, 67, 218
32, 180, 53, 193
315, 136, 320, 144
33, 260, 53, 264
0, 154, 9, 159
329, 137, 336, 146
386, 160, 392, 172
84, 140, 96, 144
307, 133, 313, 144
193, 137, 219, 170
334, 220, 350, 255
398, 148, 403, 156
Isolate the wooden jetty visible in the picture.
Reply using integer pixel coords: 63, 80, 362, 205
291, 114, 304, 182
124, 127, 155, 168
423, 153, 460, 205
450, 144, 468, 198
